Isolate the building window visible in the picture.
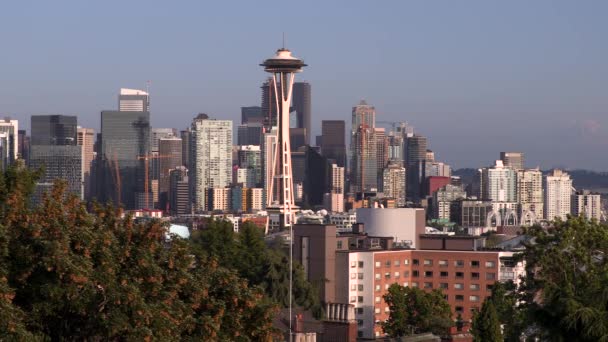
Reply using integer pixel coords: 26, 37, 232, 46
385, 272, 391, 279
454, 260, 464, 267
385, 284, 390, 290
412, 270, 419, 277
470, 295, 480, 302
358, 296, 364, 303
358, 331, 363, 338
440, 271, 448, 278
337, 241, 343, 249
455, 272, 464, 279
486, 272, 496, 280
351, 284, 357, 291
424, 259, 433, 266
394, 271, 400, 278
404, 259, 410, 265
350, 296, 356, 303
454, 283, 464, 290
359, 261, 364, 268
439, 283, 448, 289
403, 282, 409, 287
471, 260, 480, 268
351, 261, 357, 268
413, 259, 419, 265
424, 282, 433, 289
455, 306, 464, 313
403, 271, 410, 277
374, 307, 380, 314
412, 282, 419, 288
455, 295, 464, 301
384, 306, 390, 313
385, 261, 391, 267
351, 273, 357, 279
375, 261, 381, 268
357, 319, 363, 326
424, 271, 433, 277
486, 284, 493, 291
375, 296, 381, 303
358, 284, 364, 291
358, 273, 364, 280
375, 273, 381, 280
438, 260, 448, 267
375, 284, 381, 292
357, 308, 364, 315
394, 260, 400, 267
485, 261, 496, 268
471, 272, 480, 280
470, 284, 480, 291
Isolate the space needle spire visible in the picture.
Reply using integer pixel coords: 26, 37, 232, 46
261, 47, 307, 230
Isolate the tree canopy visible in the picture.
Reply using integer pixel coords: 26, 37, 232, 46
471, 299, 502, 342
0, 165, 277, 341
381, 283, 452, 337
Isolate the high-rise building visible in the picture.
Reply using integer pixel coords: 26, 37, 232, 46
206, 187, 231, 211
292, 82, 311, 145
158, 137, 183, 208
241, 106, 263, 125
321, 120, 346, 167
262, 127, 277, 209
350, 125, 378, 193
480, 160, 517, 203
190, 114, 232, 212
261, 77, 278, 130
351, 100, 375, 132
375, 128, 388, 189
382, 162, 406, 207
517, 168, 543, 220
432, 184, 466, 221
151, 128, 176, 152
324, 163, 345, 213
119, 88, 149, 112
500, 152, 524, 170
571, 190, 602, 221
303, 146, 329, 207
237, 123, 263, 146
387, 132, 404, 165
237, 145, 262, 187
289, 127, 307, 150
17, 129, 29, 165
180, 129, 191, 168
30, 115, 82, 202
405, 134, 428, 200
261, 47, 307, 229
100, 110, 150, 209
169, 166, 190, 215
77, 127, 95, 200
544, 169, 572, 221
0, 119, 18, 170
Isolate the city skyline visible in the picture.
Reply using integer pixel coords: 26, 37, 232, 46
1, 1, 607, 170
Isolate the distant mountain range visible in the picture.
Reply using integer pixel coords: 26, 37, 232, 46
453, 169, 608, 194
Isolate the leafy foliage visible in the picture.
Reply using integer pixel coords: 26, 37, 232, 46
0, 165, 277, 341
381, 283, 452, 337
471, 299, 502, 342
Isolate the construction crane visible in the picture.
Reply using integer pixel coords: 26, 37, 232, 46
137, 154, 173, 209
106, 153, 121, 206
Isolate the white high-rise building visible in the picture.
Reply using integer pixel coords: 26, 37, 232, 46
517, 168, 543, 221
481, 160, 517, 202
262, 128, 278, 209
77, 127, 95, 200
544, 169, 573, 221
325, 163, 345, 212
190, 114, 232, 212
571, 190, 602, 221
0, 119, 18, 170
382, 163, 406, 207
119, 88, 149, 112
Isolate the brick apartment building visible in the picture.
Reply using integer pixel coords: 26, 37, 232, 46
295, 218, 524, 340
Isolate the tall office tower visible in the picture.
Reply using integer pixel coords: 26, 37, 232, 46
375, 128, 388, 189
237, 123, 263, 146
180, 129, 190, 167
303, 146, 328, 207
544, 169, 573, 221
241, 106, 263, 125
262, 128, 277, 209
500, 152, 524, 170
320, 120, 346, 167
405, 134, 428, 201
100, 110, 150, 209
169, 166, 190, 215
151, 128, 176, 152
0, 119, 18, 170
517, 168, 543, 220
261, 47, 306, 229
424, 161, 452, 178
571, 190, 602, 221
351, 100, 375, 131
382, 162, 407, 207
17, 129, 29, 163
261, 77, 278, 130
237, 145, 262, 187
190, 114, 232, 212
77, 127, 95, 200
426, 150, 435, 162
351, 125, 378, 193
432, 184, 466, 221
30, 115, 82, 202
289, 128, 306, 150
158, 137, 183, 209
119, 88, 149, 112
292, 82, 311, 145
387, 132, 404, 165
324, 163, 345, 212
480, 160, 517, 202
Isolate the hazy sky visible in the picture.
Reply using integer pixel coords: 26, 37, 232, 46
1, 1, 606, 170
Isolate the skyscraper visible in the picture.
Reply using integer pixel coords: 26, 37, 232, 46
190, 114, 232, 212
77, 127, 95, 200
0, 119, 18, 170
320, 120, 346, 167
151, 128, 176, 152
180, 129, 191, 168
544, 169, 572, 220
351, 100, 375, 131
100, 110, 150, 209
350, 125, 378, 193
119, 88, 149, 112
500, 152, 524, 170
292, 82, 311, 145
405, 134, 428, 201
158, 136, 183, 209
169, 166, 190, 215
480, 160, 518, 202
324, 163, 345, 212
517, 168, 543, 220
571, 190, 602, 221
237, 123, 263, 146
261, 47, 306, 229
382, 162, 407, 207
237, 145, 262, 187
17, 129, 29, 165
30, 115, 82, 202
241, 106, 263, 125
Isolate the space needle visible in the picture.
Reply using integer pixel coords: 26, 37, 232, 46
261, 46, 306, 340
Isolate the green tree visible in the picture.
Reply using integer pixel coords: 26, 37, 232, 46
381, 283, 452, 337
471, 299, 502, 342
517, 217, 608, 341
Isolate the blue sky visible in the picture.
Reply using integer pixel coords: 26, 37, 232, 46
0, 1, 606, 170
